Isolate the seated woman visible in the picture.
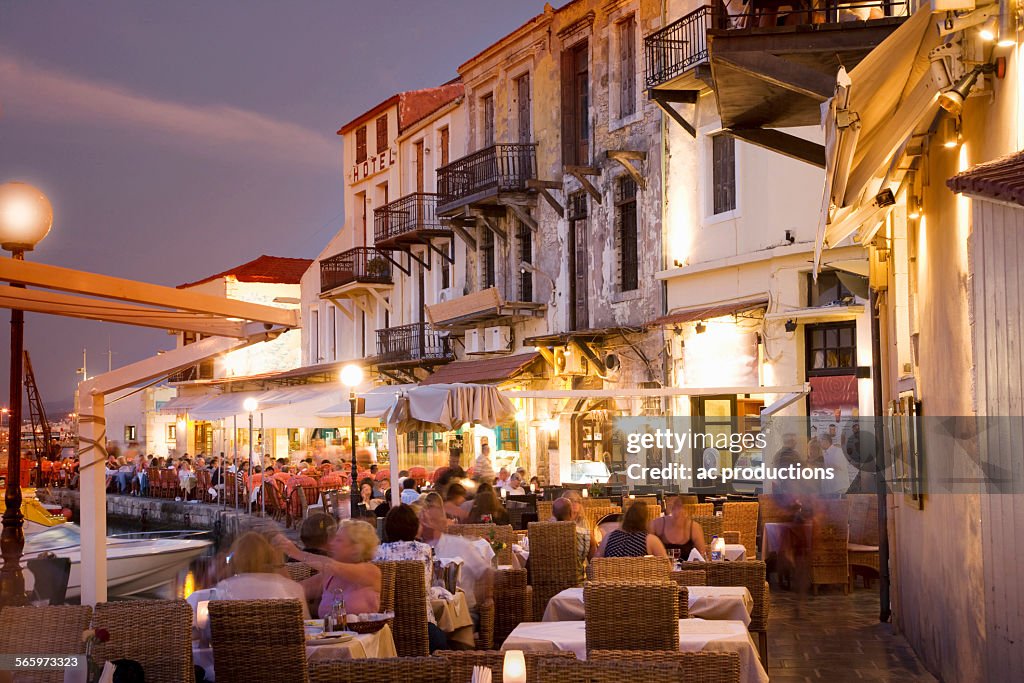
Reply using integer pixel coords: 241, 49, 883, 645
466, 487, 510, 525
374, 505, 448, 651
595, 501, 668, 558
444, 482, 470, 523
214, 532, 309, 617
649, 494, 706, 560
275, 519, 381, 617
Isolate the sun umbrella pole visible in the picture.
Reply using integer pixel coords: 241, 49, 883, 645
388, 419, 400, 508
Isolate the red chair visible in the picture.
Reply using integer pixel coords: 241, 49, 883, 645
408, 466, 428, 487
258, 480, 288, 523
287, 476, 320, 525
194, 469, 213, 502
375, 469, 391, 482
319, 463, 334, 476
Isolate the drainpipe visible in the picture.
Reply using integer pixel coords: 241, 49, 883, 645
870, 286, 891, 622
660, 0, 671, 397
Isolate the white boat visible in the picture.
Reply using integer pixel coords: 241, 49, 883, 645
22, 523, 212, 600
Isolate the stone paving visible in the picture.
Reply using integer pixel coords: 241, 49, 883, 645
766, 585, 938, 682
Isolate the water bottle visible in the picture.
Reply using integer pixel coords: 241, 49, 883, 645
710, 535, 722, 561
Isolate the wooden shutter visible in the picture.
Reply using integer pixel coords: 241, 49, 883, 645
574, 42, 590, 165
517, 74, 532, 144
561, 49, 576, 166
415, 141, 425, 192
376, 115, 388, 155
355, 126, 367, 163
439, 127, 450, 166
620, 18, 636, 117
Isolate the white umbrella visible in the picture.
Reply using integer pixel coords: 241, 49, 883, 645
384, 383, 516, 506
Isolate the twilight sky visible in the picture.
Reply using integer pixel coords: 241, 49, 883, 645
0, 0, 547, 410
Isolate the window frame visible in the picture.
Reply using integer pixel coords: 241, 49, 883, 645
615, 176, 639, 293
375, 114, 388, 155
355, 125, 368, 164
481, 93, 496, 148
699, 125, 741, 224
615, 14, 638, 122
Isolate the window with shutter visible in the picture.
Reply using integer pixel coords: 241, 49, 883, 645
482, 94, 495, 147
439, 127, 450, 166
516, 219, 533, 302
355, 126, 367, 164
711, 134, 736, 214
376, 114, 388, 155
616, 177, 639, 292
481, 226, 495, 289
568, 192, 589, 329
415, 140, 425, 192
516, 74, 532, 144
561, 41, 589, 166
619, 17, 636, 118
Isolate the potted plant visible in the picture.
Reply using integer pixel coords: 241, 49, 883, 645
366, 256, 388, 277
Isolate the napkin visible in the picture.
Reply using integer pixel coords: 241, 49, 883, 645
687, 549, 706, 562
98, 662, 116, 683
471, 665, 492, 683
429, 586, 455, 601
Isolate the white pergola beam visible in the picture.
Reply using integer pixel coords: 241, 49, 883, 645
0, 285, 248, 337
0, 257, 298, 327
507, 384, 808, 399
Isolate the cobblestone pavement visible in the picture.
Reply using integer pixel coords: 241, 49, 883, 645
766, 585, 938, 682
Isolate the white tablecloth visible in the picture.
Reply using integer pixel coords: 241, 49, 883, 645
542, 586, 753, 626
724, 544, 746, 561
192, 624, 397, 681
502, 618, 767, 683
432, 590, 474, 647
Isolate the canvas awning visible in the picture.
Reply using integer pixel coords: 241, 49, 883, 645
419, 352, 541, 386
316, 384, 414, 422
814, 5, 943, 270
648, 296, 768, 327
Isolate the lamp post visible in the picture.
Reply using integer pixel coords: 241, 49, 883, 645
243, 397, 258, 516
340, 364, 364, 519
0, 181, 53, 606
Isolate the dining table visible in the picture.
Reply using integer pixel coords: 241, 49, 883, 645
501, 618, 768, 683
431, 588, 475, 647
542, 585, 754, 626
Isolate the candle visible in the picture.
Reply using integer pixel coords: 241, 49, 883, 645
629, 494, 636, 500
196, 601, 210, 631
501, 487, 507, 499
530, 483, 537, 493
503, 650, 527, 683
581, 488, 588, 498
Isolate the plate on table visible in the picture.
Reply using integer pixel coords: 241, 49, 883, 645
306, 631, 355, 645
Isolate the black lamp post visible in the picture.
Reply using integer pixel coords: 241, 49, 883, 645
339, 364, 364, 519
0, 182, 53, 606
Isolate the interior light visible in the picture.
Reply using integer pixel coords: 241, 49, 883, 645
942, 116, 962, 148
979, 17, 998, 41
908, 196, 922, 220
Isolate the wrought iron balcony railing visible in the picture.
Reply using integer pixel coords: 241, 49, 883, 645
437, 143, 537, 212
320, 247, 393, 294
373, 192, 448, 245
375, 322, 452, 365
168, 360, 214, 383
645, 5, 718, 89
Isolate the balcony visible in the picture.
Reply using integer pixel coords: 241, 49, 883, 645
375, 322, 453, 367
373, 192, 451, 249
436, 143, 537, 216
645, 2, 907, 150
319, 247, 393, 299
425, 286, 545, 332
169, 360, 214, 384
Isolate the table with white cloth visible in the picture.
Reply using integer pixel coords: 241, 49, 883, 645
192, 625, 397, 681
724, 544, 746, 561
501, 618, 767, 683
431, 589, 474, 647
542, 586, 753, 626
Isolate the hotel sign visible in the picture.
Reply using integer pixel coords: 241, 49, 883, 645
351, 147, 396, 183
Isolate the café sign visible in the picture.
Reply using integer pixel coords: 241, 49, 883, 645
351, 148, 396, 183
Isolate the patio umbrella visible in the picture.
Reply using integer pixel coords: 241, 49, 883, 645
384, 383, 516, 506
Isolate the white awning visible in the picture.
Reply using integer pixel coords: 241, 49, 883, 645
815, 5, 942, 270
764, 304, 865, 324
157, 392, 219, 415
316, 384, 414, 421
385, 383, 516, 433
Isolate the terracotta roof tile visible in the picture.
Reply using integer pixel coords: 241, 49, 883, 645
398, 82, 464, 132
420, 352, 541, 386
178, 255, 313, 289
648, 297, 768, 327
947, 150, 1024, 207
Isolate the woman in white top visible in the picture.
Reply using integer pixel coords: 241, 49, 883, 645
213, 532, 310, 618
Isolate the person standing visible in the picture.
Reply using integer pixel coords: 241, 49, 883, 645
821, 433, 851, 495
474, 443, 495, 484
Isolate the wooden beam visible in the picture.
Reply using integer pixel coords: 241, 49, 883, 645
607, 151, 648, 191
649, 89, 698, 104
378, 250, 411, 276
526, 179, 563, 190
715, 52, 834, 102
328, 298, 354, 321
366, 287, 392, 313
508, 204, 538, 232
451, 223, 477, 251
526, 179, 565, 218
0, 257, 298, 327
534, 345, 556, 372
406, 249, 430, 271
426, 239, 454, 265
566, 167, 602, 203
726, 128, 826, 168
0, 285, 248, 337
650, 91, 696, 137
478, 214, 508, 242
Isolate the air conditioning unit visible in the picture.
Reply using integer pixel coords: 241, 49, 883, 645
437, 287, 460, 303
554, 346, 587, 376
602, 352, 621, 380
464, 328, 483, 354
484, 326, 512, 353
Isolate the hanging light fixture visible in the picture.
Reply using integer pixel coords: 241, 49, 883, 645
694, 321, 706, 334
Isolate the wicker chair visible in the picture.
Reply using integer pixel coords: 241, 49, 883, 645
0, 605, 92, 683
848, 494, 880, 587
91, 599, 195, 683
589, 650, 741, 683
671, 568, 708, 586
583, 581, 679, 654
309, 657, 448, 683
288, 476, 320, 525
536, 659, 681, 682
526, 521, 580, 619
536, 500, 553, 522
260, 479, 289, 523
449, 523, 515, 566
208, 599, 307, 683
493, 567, 532, 646
374, 560, 430, 656
581, 497, 614, 507
435, 650, 577, 683
283, 561, 319, 583
693, 515, 723, 546
722, 501, 759, 558
582, 505, 620, 533
684, 502, 714, 518
590, 556, 672, 583
812, 498, 851, 594
193, 469, 213, 502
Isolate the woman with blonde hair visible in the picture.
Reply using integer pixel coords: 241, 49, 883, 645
275, 519, 381, 617
214, 532, 309, 617
648, 495, 706, 559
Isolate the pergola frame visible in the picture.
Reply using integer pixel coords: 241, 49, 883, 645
0, 256, 298, 605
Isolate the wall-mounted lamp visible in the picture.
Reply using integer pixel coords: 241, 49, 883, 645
784, 319, 798, 333
979, 16, 998, 41
672, 259, 684, 268
695, 321, 706, 334
908, 195, 922, 220
942, 115, 962, 148
672, 325, 683, 336
997, 0, 1018, 47
938, 64, 995, 115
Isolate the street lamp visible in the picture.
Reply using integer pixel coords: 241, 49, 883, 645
243, 397, 259, 516
340, 364, 363, 519
0, 181, 53, 606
